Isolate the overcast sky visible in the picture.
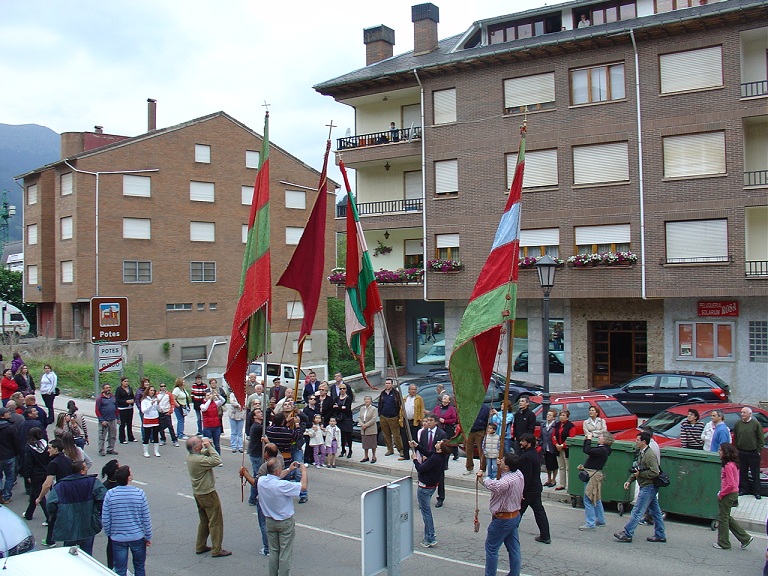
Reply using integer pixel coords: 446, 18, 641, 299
1, 0, 546, 178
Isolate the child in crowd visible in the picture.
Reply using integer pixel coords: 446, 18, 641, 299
305, 414, 327, 468
324, 417, 341, 468
483, 422, 500, 478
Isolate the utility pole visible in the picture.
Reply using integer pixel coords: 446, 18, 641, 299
0, 190, 16, 250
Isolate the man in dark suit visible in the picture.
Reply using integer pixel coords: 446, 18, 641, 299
518, 432, 551, 544
302, 371, 320, 405
329, 372, 354, 403
271, 378, 287, 402
409, 413, 448, 507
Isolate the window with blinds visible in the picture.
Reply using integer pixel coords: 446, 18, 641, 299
285, 190, 306, 209
404, 238, 424, 267
435, 160, 459, 195
504, 73, 556, 114
520, 228, 560, 257
402, 104, 421, 130
190, 181, 215, 202
242, 224, 248, 244
663, 132, 725, 178
433, 88, 457, 124
287, 301, 305, 319
404, 171, 422, 202
61, 261, 73, 283
123, 261, 152, 283
27, 224, 37, 245
575, 224, 630, 253
190, 221, 215, 242
123, 218, 151, 240
665, 219, 728, 263
60, 216, 73, 240
285, 227, 304, 245
27, 265, 38, 285
659, 46, 722, 94
61, 173, 73, 196
27, 184, 38, 205
241, 186, 253, 205
195, 144, 211, 163
123, 175, 151, 197
246, 150, 260, 169
573, 142, 629, 184
436, 233, 460, 260
507, 149, 558, 189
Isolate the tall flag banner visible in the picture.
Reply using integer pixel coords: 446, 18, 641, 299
225, 112, 271, 406
340, 160, 382, 388
448, 126, 526, 441
276, 138, 331, 355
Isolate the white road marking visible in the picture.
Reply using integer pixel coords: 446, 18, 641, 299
176, 492, 194, 499
132, 480, 147, 485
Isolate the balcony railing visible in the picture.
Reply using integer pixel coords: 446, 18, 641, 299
336, 197, 423, 218
746, 261, 768, 277
337, 126, 422, 150
745, 170, 768, 187
741, 80, 768, 98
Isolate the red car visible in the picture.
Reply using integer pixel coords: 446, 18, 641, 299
613, 403, 768, 494
525, 393, 639, 437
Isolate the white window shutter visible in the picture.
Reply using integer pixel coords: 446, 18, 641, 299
575, 224, 631, 245
123, 218, 151, 240
287, 301, 305, 320
436, 233, 460, 248
404, 171, 423, 200
242, 224, 248, 244
573, 142, 629, 184
61, 216, 73, 240
433, 89, 457, 124
190, 221, 215, 242
508, 149, 558, 188
61, 260, 73, 283
285, 190, 306, 209
27, 224, 38, 245
402, 104, 421, 130
123, 175, 151, 197
504, 73, 556, 110
520, 228, 559, 246
27, 265, 38, 285
405, 239, 422, 255
435, 160, 458, 194
195, 144, 211, 163
241, 185, 253, 205
666, 219, 728, 262
660, 46, 723, 94
663, 132, 726, 178
190, 181, 215, 202
246, 150, 260, 168
285, 227, 304, 245
27, 184, 38, 205
61, 173, 73, 196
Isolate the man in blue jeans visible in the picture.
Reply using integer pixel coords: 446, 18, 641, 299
614, 431, 667, 543
479, 452, 524, 576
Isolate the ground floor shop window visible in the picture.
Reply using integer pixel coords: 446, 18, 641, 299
676, 321, 734, 360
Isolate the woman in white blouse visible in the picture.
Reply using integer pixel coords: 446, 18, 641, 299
583, 406, 607, 437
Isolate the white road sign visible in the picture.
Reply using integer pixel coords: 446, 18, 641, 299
98, 344, 123, 359
98, 357, 124, 373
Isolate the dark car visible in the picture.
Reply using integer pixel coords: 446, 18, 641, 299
612, 403, 768, 495
598, 371, 730, 415
513, 350, 565, 373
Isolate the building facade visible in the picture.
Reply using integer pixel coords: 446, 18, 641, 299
316, 0, 768, 403
19, 110, 336, 376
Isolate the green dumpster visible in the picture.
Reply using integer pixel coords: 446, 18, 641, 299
567, 436, 635, 514
657, 446, 721, 529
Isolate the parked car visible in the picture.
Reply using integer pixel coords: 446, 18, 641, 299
523, 393, 639, 437
612, 403, 768, 495
598, 371, 730, 415
417, 340, 446, 365
0, 505, 34, 558
513, 350, 565, 373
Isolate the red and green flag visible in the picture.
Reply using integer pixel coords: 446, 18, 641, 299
225, 112, 271, 406
340, 160, 382, 388
448, 126, 526, 441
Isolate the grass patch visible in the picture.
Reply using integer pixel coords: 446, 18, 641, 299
24, 356, 180, 399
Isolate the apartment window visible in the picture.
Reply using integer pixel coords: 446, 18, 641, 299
240, 185, 253, 205
26, 265, 38, 285
676, 321, 734, 360
436, 233, 460, 260
287, 301, 304, 320
589, 1, 637, 25
292, 338, 312, 353
520, 228, 560, 258
433, 88, 457, 124
123, 260, 152, 283
573, 142, 629, 184
405, 239, 423, 268
123, 218, 151, 240
123, 174, 151, 197
504, 73, 555, 114
195, 144, 211, 163
402, 104, 421, 131
180, 345, 206, 360
286, 227, 304, 245
166, 303, 193, 312
197, 303, 206, 311
663, 132, 725, 178
666, 219, 728, 263
749, 321, 768, 362
507, 149, 558, 189
571, 63, 625, 105
209, 302, 218, 311
27, 184, 38, 205
242, 224, 248, 244
61, 260, 73, 283
246, 150, 260, 169
60, 216, 73, 240
190, 181, 215, 202
575, 224, 630, 253
27, 224, 38, 246
659, 47, 722, 94
190, 221, 215, 242
285, 190, 306, 209
655, 0, 697, 14
404, 171, 422, 204
60, 172, 73, 196
488, 17, 546, 44
190, 261, 216, 282
435, 160, 458, 195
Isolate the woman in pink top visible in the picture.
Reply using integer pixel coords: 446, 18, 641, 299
433, 394, 459, 460
714, 442, 753, 550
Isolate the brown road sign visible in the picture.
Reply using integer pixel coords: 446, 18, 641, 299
90, 297, 129, 343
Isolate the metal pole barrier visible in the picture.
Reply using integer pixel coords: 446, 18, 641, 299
386, 483, 401, 576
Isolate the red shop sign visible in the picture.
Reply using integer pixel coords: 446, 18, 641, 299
698, 301, 739, 317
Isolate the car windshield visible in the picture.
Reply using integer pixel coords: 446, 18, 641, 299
642, 411, 687, 438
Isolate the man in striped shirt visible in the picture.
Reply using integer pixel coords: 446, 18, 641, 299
102, 465, 152, 576
478, 452, 525, 576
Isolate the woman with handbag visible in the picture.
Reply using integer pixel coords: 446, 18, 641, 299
578, 431, 614, 530
553, 409, 575, 491
172, 378, 191, 439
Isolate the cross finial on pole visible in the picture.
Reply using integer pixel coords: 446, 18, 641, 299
262, 101, 270, 116
326, 120, 336, 140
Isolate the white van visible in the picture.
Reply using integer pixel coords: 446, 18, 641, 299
0, 546, 114, 574
0, 301, 30, 337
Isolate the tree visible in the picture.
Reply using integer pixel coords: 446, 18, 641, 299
0, 268, 36, 333
327, 297, 374, 376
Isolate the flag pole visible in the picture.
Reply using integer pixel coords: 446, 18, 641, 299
377, 309, 413, 446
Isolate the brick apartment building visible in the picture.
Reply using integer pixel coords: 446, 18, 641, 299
18, 107, 336, 376
316, 0, 768, 403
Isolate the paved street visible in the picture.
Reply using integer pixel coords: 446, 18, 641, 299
6, 434, 766, 576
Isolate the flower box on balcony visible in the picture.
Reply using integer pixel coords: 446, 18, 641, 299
518, 256, 565, 270
426, 259, 464, 273
567, 251, 637, 268
327, 267, 424, 285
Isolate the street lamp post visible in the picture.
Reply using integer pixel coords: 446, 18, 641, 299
535, 255, 558, 418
